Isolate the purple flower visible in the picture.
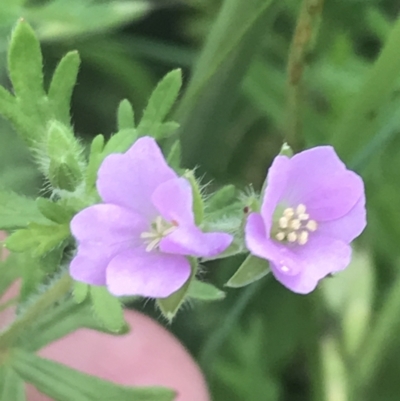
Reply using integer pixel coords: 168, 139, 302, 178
69, 137, 232, 298
245, 146, 366, 294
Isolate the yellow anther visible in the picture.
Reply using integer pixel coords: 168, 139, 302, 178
306, 220, 318, 232
287, 232, 297, 242
279, 217, 288, 229
283, 208, 295, 218
298, 231, 309, 245
276, 232, 285, 241
296, 204, 306, 214
290, 219, 301, 230
298, 213, 309, 221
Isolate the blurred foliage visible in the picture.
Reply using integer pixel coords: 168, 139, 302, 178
2, 0, 400, 400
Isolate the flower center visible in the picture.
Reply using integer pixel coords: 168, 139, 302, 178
273, 204, 317, 246
140, 216, 177, 252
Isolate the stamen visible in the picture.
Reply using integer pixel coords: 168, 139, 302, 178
276, 232, 285, 241
296, 204, 306, 214
283, 208, 294, 218
290, 219, 301, 230
141, 216, 178, 252
287, 232, 297, 242
298, 231, 309, 245
140, 232, 158, 239
306, 220, 318, 231
279, 217, 288, 229
298, 213, 309, 221
274, 203, 317, 246
145, 238, 160, 252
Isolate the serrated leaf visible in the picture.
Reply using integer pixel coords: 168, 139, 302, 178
184, 170, 204, 225
206, 185, 237, 213
157, 259, 197, 321
0, 367, 25, 401
152, 121, 180, 139
226, 255, 270, 288
137, 69, 182, 138
6, 223, 70, 257
73, 281, 89, 304
36, 198, 74, 224
90, 286, 126, 332
48, 51, 80, 125
8, 20, 45, 101
18, 299, 128, 352
188, 280, 225, 301
102, 128, 138, 156
117, 99, 135, 130
85, 134, 105, 191
0, 190, 48, 229
11, 349, 175, 401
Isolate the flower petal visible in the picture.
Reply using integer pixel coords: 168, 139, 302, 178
106, 249, 191, 298
283, 147, 364, 221
245, 213, 302, 276
70, 243, 124, 286
317, 196, 366, 243
271, 237, 351, 294
97, 137, 177, 218
70, 204, 147, 246
151, 177, 194, 225
260, 156, 291, 234
159, 226, 232, 257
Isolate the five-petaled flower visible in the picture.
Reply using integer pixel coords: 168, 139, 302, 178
245, 146, 366, 294
70, 137, 233, 298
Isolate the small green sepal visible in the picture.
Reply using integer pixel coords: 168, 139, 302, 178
226, 254, 270, 288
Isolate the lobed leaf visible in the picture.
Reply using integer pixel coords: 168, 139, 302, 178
11, 349, 175, 401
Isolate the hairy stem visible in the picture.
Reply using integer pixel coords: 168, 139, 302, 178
0, 273, 72, 350
286, 0, 325, 150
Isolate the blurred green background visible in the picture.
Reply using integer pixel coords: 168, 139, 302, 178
2, 0, 400, 400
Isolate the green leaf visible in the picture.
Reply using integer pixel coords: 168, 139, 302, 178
18, 299, 128, 352
117, 99, 135, 130
184, 170, 204, 225
137, 69, 182, 138
90, 286, 126, 333
73, 282, 89, 304
0, 254, 21, 298
188, 280, 225, 301
48, 51, 81, 125
36, 198, 74, 224
176, 0, 274, 174
0, 367, 25, 401
11, 349, 175, 401
226, 255, 270, 288
102, 128, 138, 156
206, 185, 237, 213
85, 134, 105, 191
332, 14, 400, 161
157, 259, 197, 321
6, 223, 70, 257
8, 19, 45, 101
0, 190, 47, 229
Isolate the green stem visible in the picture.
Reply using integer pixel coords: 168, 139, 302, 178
351, 273, 400, 399
286, 0, 324, 151
0, 273, 72, 350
